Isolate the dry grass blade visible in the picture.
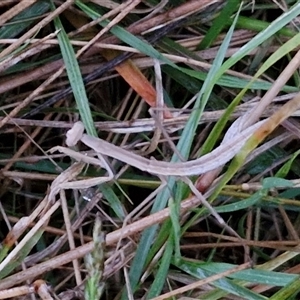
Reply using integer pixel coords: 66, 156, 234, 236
0, 196, 202, 290
0, 0, 37, 27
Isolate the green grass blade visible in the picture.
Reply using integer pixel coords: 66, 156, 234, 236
99, 184, 126, 220
123, 7, 242, 297
197, 0, 240, 50
0, 0, 50, 40
175, 259, 267, 300
51, 1, 127, 242
236, 15, 296, 37
200, 262, 297, 286
275, 150, 300, 178
269, 276, 300, 300
0, 229, 45, 280
50, 1, 96, 136
146, 239, 173, 299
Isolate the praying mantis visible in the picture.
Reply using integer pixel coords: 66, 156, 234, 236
49, 119, 264, 190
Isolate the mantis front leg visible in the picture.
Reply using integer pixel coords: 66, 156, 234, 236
49, 146, 114, 190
